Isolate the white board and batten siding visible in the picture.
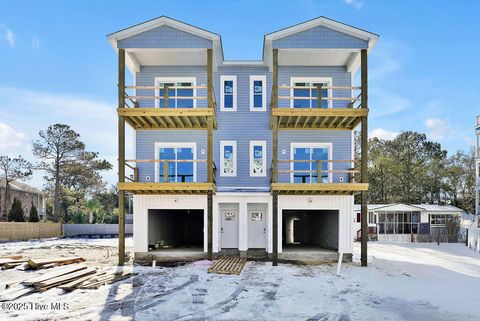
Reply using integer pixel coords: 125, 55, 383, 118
133, 195, 208, 253
278, 195, 354, 254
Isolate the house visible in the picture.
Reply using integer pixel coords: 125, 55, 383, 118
353, 204, 464, 242
108, 16, 378, 265
0, 179, 46, 220
476, 115, 480, 215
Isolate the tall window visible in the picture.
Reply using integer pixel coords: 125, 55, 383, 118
291, 143, 331, 183
155, 78, 196, 108
250, 141, 267, 177
250, 75, 266, 111
155, 143, 196, 182
220, 141, 237, 176
290, 78, 332, 108
220, 76, 237, 111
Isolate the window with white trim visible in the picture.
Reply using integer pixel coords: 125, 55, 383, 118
154, 143, 196, 183
220, 76, 237, 111
220, 141, 237, 176
290, 77, 332, 109
250, 141, 267, 177
249, 75, 266, 111
430, 213, 449, 226
290, 143, 332, 183
155, 77, 196, 108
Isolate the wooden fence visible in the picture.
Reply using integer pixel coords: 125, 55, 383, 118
0, 222, 62, 241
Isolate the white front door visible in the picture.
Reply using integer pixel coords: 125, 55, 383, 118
221, 209, 239, 249
248, 209, 267, 249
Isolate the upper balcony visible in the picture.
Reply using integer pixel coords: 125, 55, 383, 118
270, 84, 367, 130
119, 83, 217, 130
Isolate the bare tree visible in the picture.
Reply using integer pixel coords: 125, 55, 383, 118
0, 155, 32, 221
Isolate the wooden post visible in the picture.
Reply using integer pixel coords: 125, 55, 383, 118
272, 48, 279, 266
118, 48, 126, 266
163, 161, 169, 182
163, 84, 169, 108
317, 84, 323, 108
206, 48, 214, 260
360, 49, 369, 267
317, 160, 322, 183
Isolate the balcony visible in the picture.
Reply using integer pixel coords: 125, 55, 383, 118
118, 159, 216, 195
270, 159, 368, 195
119, 84, 217, 130
270, 85, 367, 130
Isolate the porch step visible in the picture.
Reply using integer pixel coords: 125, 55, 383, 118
207, 257, 246, 275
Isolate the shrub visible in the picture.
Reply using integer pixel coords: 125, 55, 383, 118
29, 202, 39, 222
8, 198, 25, 222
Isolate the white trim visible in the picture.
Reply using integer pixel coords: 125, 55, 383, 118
220, 75, 237, 111
289, 77, 333, 109
154, 77, 197, 108
290, 142, 333, 183
249, 75, 267, 112
154, 142, 197, 182
250, 140, 267, 177
220, 140, 237, 177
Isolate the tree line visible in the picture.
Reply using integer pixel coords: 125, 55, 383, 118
357, 131, 476, 213
0, 124, 116, 223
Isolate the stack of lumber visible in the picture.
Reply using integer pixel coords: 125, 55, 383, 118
0, 255, 27, 270
27, 256, 85, 269
208, 257, 247, 275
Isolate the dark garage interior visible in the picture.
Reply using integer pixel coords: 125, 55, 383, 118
148, 209, 203, 250
282, 210, 339, 251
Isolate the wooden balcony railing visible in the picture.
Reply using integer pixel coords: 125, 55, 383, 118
270, 84, 367, 129
119, 159, 216, 194
270, 159, 368, 195
118, 84, 217, 130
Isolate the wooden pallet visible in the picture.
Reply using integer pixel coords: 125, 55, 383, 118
208, 257, 246, 275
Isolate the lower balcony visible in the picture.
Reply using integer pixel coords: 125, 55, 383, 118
119, 159, 216, 195
271, 159, 368, 195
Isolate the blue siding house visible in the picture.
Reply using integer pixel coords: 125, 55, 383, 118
108, 16, 378, 265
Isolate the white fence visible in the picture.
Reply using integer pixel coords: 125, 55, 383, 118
467, 216, 480, 253
63, 224, 133, 237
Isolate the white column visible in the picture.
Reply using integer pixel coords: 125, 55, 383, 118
239, 200, 248, 251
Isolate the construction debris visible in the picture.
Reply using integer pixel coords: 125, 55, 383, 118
27, 256, 85, 269
208, 257, 247, 275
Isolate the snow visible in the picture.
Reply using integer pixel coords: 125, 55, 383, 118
1, 238, 480, 320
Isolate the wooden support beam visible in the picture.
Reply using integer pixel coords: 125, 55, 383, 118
118, 48, 126, 266
272, 48, 279, 267
360, 48, 369, 267
207, 191, 213, 260
272, 191, 278, 266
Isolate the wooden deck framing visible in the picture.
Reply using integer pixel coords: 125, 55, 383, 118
208, 257, 247, 275
271, 107, 367, 130
119, 108, 217, 130
271, 183, 368, 195
118, 182, 215, 195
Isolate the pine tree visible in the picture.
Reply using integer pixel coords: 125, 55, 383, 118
29, 202, 39, 222
8, 198, 25, 222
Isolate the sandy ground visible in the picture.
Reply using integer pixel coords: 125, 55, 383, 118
0, 238, 479, 321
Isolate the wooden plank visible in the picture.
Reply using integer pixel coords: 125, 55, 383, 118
271, 108, 367, 118
0, 255, 22, 260
360, 48, 369, 267
34, 268, 97, 289
27, 257, 85, 269
118, 108, 214, 117
23, 264, 87, 285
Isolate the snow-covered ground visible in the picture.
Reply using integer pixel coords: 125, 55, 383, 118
1, 238, 480, 321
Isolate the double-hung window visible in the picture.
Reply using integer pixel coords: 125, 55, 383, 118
430, 213, 448, 226
155, 77, 196, 108
250, 141, 267, 177
220, 76, 237, 111
290, 143, 332, 183
155, 143, 196, 183
250, 75, 266, 111
290, 77, 332, 108
220, 141, 237, 176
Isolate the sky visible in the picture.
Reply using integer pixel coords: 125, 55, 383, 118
0, 0, 479, 189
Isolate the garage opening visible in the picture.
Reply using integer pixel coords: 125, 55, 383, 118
282, 210, 339, 251
148, 209, 203, 251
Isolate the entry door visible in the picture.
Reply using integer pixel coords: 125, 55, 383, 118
248, 210, 266, 249
293, 220, 303, 243
221, 209, 239, 248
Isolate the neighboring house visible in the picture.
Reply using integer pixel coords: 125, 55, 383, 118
0, 179, 46, 220
476, 115, 480, 215
108, 16, 378, 263
353, 204, 464, 242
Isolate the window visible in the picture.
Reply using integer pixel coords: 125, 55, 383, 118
154, 143, 196, 182
430, 213, 448, 226
155, 77, 196, 108
290, 143, 332, 183
220, 141, 237, 176
250, 141, 267, 177
356, 213, 361, 223
377, 211, 420, 234
250, 75, 266, 111
290, 77, 332, 109
220, 76, 237, 111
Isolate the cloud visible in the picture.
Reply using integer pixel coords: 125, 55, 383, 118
370, 128, 398, 140
0, 24, 15, 47
0, 122, 28, 154
32, 35, 40, 50
424, 117, 452, 141
344, 0, 364, 9
370, 87, 411, 117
